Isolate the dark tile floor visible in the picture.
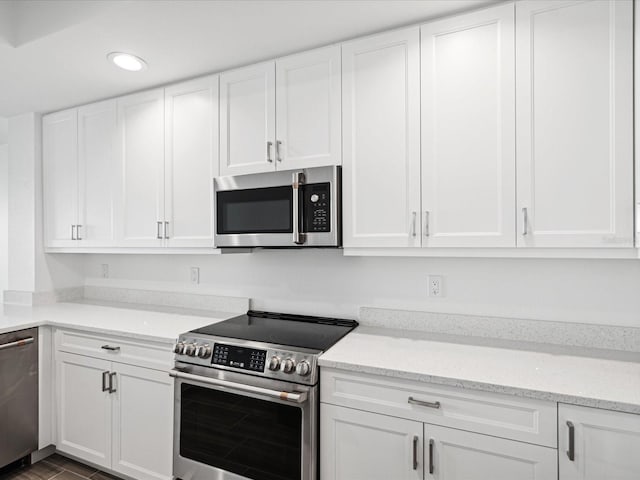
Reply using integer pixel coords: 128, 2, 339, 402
0, 454, 121, 480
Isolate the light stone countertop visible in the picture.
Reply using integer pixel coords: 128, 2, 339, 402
0, 301, 236, 343
319, 326, 640, 414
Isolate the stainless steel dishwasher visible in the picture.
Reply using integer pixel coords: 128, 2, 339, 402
0, 327, 38, 468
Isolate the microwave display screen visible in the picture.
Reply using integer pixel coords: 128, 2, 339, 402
217, 186, 292, 234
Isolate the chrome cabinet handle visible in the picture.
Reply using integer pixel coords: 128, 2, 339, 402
71, 225, 76, 240
102, 371, 110, 392
267, 141, 273, 163
429, 438, 435, 474
76, 225, 83, 240
108, 372, 117, 393
567, 421, 575, 461
164, 221, 169, 239
0, 337, 34, 351
408, 396, 441, 409
424, 211, 430, 237
157, 221, 163, 239
522, 207, 528, 236
412, 435, 419, 470
170, 369, 308, 404
411, 211, 417, 237
292, 171, 306, 245
276, 140, 283, 162
101, 345, 120, 352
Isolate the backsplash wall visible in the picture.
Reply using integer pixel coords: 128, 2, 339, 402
81, 250, 640, 328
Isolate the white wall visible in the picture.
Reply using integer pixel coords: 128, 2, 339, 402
84, 250, 640, 328
6, 113, 83, 302
0, 143, 8, 302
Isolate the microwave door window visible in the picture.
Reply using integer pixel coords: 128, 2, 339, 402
218, 186, 293, 234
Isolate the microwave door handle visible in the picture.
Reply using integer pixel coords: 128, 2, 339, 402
169, 369, 308, 404
292, 171, 306, 245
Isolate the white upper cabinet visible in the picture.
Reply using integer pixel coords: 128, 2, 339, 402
516, 0, 634, 248
78, 100, 118, 247
220, 62, 276, 176
164, 76, 219, 247
342, 27, 421, 248
275, 45, 341, 170
559, 404, 640, 480
421, 3, 516, 248
43, 109, 78, 248
116, 89, 165, 247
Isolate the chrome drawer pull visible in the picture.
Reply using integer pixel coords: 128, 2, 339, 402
101, 345, 121, 352
567, 421, 575, 461
408, 396, 441, 409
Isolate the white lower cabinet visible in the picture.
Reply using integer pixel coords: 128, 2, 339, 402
425, 424, 557, 480
558, 404, 640, 480
320, 369, 558, 480
56, 352, 112, 468
320, 403, 556, 480
321, 404, 423, 480
111, 363, 174, 480
55, 331, 174, 480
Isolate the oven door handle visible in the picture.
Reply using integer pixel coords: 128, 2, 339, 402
169, 369, 309, 404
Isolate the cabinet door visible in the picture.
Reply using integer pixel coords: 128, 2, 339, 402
559, 404, 640, 480
342, 27, 421, 247
164, 76, 218, 247
321, 404, 423, 480
425, 424, 557, 480
78, 100, 118, 247
56, 352, 111, 469
275, 45, 341, 170
421, 3, 515, 247
516, 0, 633, 248
220, 62, 275, 176
116, 89, 165, 247
43, 109, 78, 248
111, 364, 174, 480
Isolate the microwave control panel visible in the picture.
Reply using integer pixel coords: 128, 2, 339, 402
303, 183, 331, 233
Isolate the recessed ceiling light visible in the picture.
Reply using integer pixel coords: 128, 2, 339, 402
107, 52, 148, 72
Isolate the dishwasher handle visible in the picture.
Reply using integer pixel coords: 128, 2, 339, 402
0, 336, 35, 351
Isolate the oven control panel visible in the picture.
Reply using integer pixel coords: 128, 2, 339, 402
174, 336, 319, 384
212, 343, 266, 373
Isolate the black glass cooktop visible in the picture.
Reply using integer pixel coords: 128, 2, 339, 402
191, 310, 358, 351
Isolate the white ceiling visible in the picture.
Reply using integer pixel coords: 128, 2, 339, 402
0, 0, 497, 117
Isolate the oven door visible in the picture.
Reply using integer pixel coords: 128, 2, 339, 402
214, 166, 340, 248
172, 364, 317, 480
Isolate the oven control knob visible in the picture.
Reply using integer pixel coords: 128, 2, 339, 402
173, 343, 185, 355
197, 345, 211, 359
310, 194, 319, 203
281, 358, 296, 374
296, 360, 311, 377
184, 343, 197, 356
268, 356, 281, 371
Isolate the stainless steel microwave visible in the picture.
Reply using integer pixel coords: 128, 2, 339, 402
214, 166, 341, 248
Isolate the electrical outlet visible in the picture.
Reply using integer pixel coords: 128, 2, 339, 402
101, 264, 109, 279
428, 275, 443, 297
190, 267, 200, 285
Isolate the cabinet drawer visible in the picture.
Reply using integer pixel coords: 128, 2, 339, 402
320, 368, 557, 447
55, 329, 173, 371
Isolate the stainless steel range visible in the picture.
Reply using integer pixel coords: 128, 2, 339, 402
171, 310, 358, 480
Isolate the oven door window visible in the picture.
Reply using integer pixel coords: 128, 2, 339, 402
217, 186, 293, 234
180, 383, 302, 480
